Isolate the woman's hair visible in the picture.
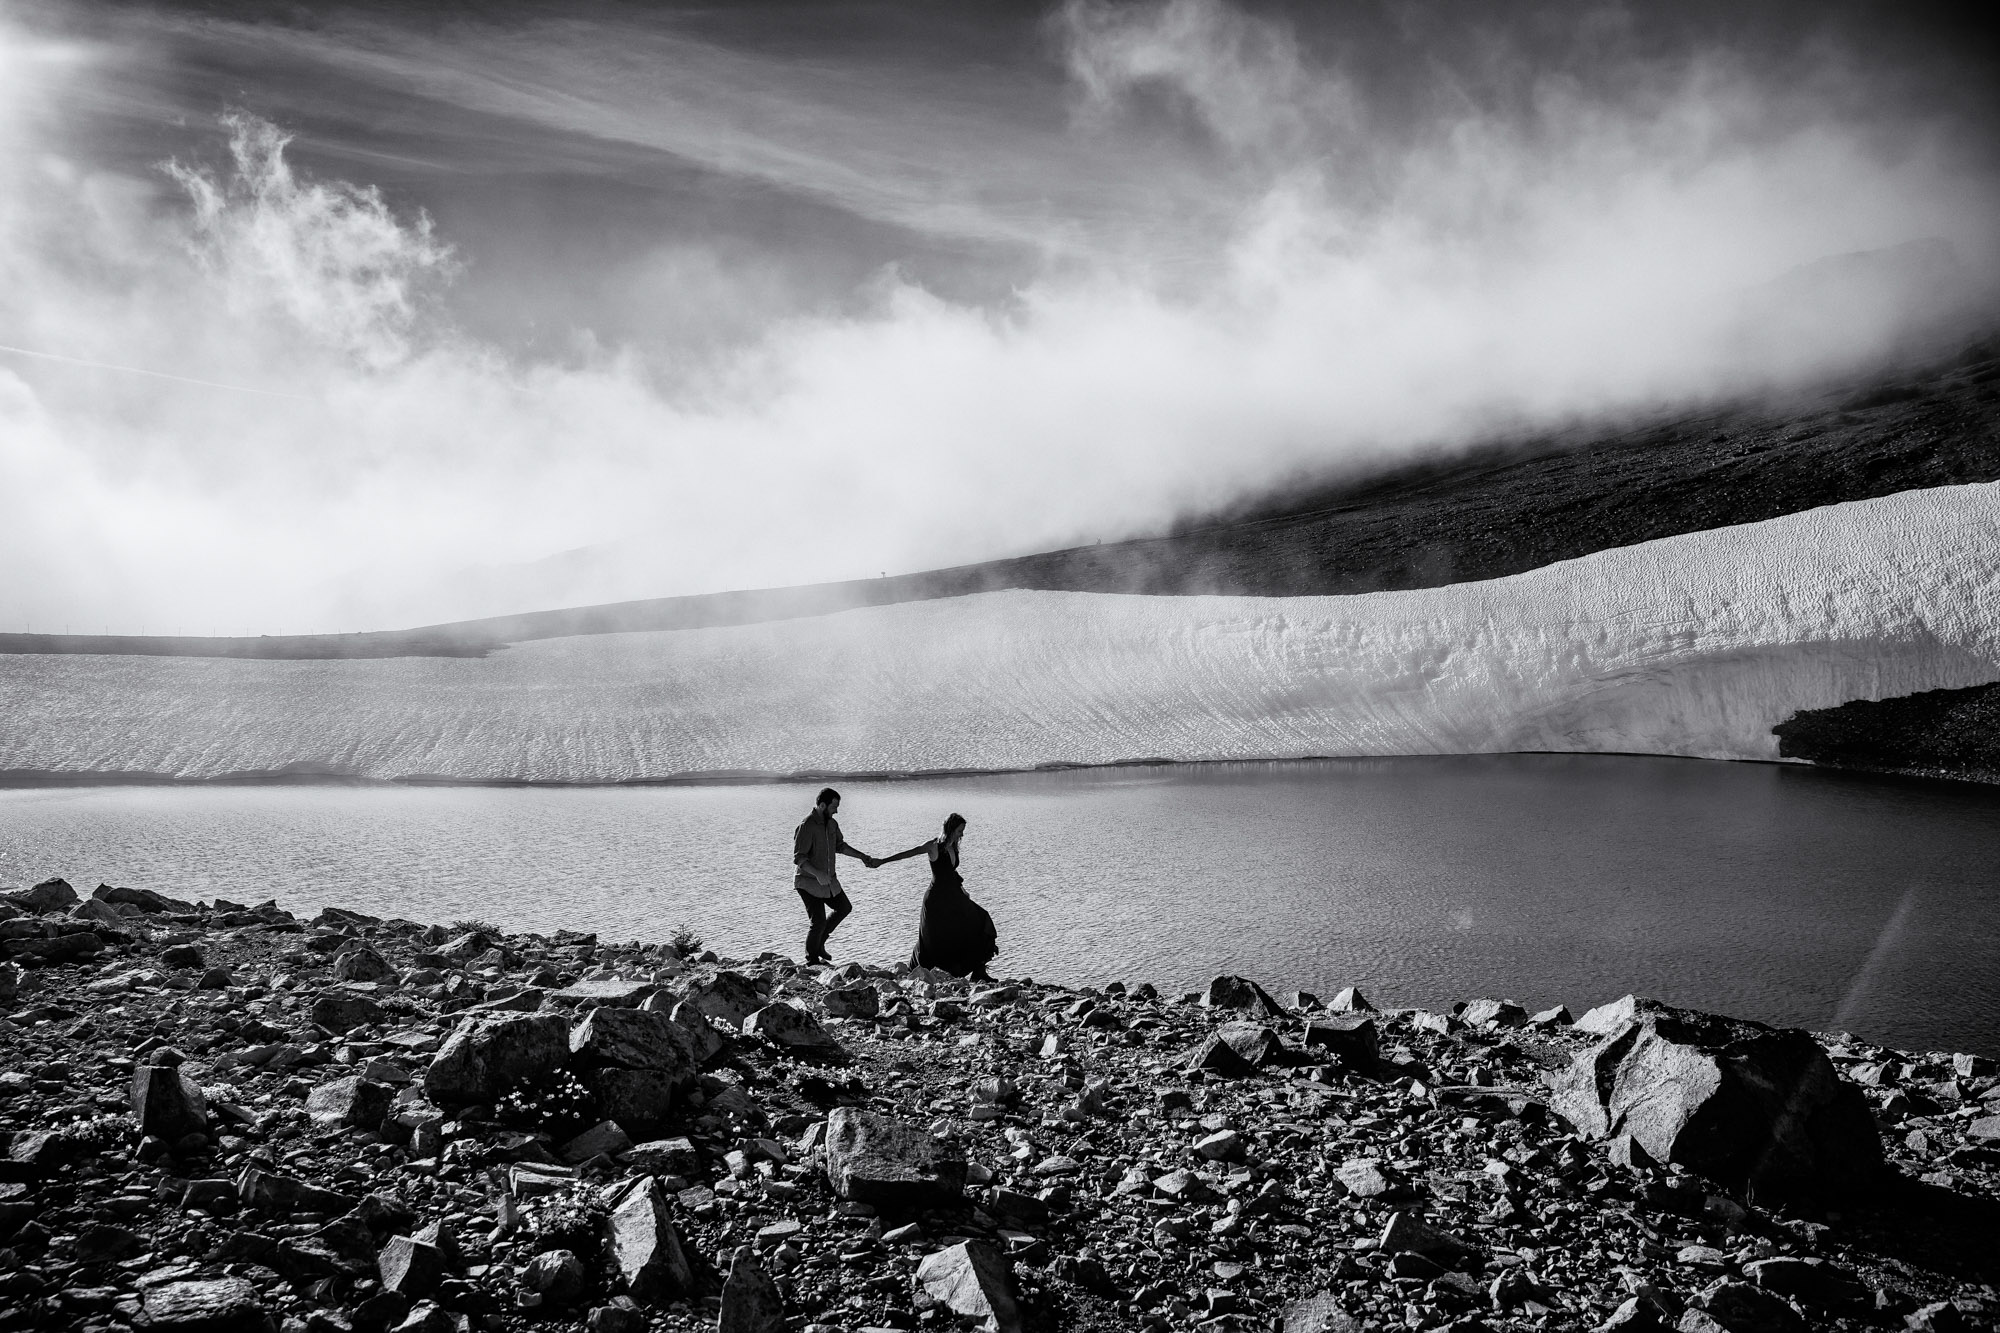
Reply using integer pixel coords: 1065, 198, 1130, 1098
816, 786, 841, 807
942, 812, 967, 837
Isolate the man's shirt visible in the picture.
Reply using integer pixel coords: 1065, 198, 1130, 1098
794, 809, 853, 898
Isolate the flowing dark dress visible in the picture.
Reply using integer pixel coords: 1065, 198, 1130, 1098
910, 841, 998, 977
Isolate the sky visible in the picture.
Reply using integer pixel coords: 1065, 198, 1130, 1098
2, 0, 1997, 633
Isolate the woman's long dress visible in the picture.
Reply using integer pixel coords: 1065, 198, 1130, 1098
910, 841, 998, 977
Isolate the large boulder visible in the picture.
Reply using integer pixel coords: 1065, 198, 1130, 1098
666, 1002, 730, 1064
1201, 975, 1288, 1019
378, 1235, 446, 1298
1460, 998, 1528, 1027
1302, 1014, 1379, 1069
94, 883, 187, 913
718, 1245, 786, 1333
1213, 1021, 1291, 1067
587, 1067, 680, 1125
311, 992, 386, 1034
1575, 993, 1678, 1036
684, 971, 765, 1028
1186, 1030, 1259, 1079
821, 984, 880, 1019
570, 1007, 700, 1076
422, 1013, 569, 1106
1551, 1003, 1882, 1201
743, 1002, 845, 1059
11, 878, 78, 914
306, 1076, 396, 1130
132, 1062, 209, 1139
332, 946, 396, 982
823, 1108, 966, 1207
437, 930, 493, 963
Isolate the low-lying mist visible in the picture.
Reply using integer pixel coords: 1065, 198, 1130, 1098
1, 0, 1995, 634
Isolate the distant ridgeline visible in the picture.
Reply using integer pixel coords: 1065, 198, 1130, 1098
5, 335, 2000, 785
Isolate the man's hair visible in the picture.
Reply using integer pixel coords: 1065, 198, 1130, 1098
816, 786, 841, 807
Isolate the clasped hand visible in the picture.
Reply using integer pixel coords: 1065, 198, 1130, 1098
861, 854, 884, 869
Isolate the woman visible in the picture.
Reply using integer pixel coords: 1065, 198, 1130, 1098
873, 813, 998, 979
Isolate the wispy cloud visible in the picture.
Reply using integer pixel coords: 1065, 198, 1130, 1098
0, 0, 1995, 635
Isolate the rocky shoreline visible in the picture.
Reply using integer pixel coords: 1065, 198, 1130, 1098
1, 878, 1996, 1333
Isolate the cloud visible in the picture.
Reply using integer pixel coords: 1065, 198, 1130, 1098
0, 1, 1995, 634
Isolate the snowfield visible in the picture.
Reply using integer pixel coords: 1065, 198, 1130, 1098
4, 485, 1998, 781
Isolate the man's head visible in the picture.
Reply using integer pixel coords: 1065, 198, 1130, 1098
816, 786, 841, 815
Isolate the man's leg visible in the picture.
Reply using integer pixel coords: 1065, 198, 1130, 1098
797, 889, 828, 962
817, 892, 853, 958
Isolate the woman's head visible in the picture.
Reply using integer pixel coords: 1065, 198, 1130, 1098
942, 813, 967, 840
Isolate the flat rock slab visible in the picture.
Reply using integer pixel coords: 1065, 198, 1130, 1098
235, 1167, 358, 1216
141, 1276, 272, 1332
1284, 1290, 1362, 1333
553, 978, 657, 1008
917, 1240, 1022, 1333
621, 1136, 700, 1176
824, 1107, 966, 1207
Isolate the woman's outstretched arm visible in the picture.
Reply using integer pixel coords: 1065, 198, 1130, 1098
872, 840, 933, 866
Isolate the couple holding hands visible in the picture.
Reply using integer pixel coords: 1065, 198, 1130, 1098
791, 786, 998, 979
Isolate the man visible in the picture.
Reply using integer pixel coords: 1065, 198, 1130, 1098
793, 787, 879, 964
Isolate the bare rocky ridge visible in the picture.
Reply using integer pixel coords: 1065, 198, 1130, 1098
1774, 684, 2000, 785
3, 876, 1997, 1333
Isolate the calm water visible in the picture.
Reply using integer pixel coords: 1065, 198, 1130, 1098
2, 756, 1996, 1057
